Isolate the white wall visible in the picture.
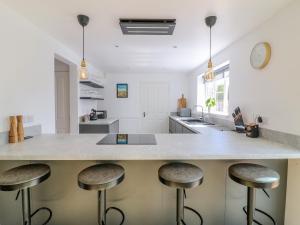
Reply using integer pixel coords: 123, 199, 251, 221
187, 0, 300, 136
0, 2, 101, 133
100, 73, 188, 133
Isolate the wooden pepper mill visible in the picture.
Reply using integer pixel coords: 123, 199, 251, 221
9, 116, 18, 143
17, 115, 24, 142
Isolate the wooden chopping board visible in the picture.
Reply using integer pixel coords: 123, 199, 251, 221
177, 94, 187, 109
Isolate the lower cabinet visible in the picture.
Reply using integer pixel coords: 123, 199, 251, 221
79, 120, 119, 134
169, 118, 196, 134
175, 122, 183, 133
169, 118, 176, 133
182, 126, 195, 134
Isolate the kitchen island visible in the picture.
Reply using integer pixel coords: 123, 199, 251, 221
0, 127, 299, 225
0, 129, 299, 160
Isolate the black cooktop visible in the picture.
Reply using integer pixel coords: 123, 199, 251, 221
97, 134, 157, 145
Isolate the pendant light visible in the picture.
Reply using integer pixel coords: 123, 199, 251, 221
77, 15, 90, 80
204, 16, 217, 81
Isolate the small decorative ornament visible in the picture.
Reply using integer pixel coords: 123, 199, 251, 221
250, 42, 271, 69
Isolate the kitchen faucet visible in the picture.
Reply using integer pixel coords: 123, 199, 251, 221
194, 105, 204, 121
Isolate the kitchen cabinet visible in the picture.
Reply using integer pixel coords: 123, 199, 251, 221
182, 126, 195, 134
169, 117, 196, 134
175, 122, 183, 133
79, 120, 119, 134
169, 118, 176, 133
109, 120, 119, 133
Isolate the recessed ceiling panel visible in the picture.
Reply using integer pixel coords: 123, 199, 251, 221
119, 19, 176, 35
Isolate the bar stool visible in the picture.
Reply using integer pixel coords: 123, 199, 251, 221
0, 163, 52, 225
158, 162, 204, 225
78, 163, 125, 225
229, 163, 280, 225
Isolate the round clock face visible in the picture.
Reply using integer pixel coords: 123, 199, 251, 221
250, 42, 271, 69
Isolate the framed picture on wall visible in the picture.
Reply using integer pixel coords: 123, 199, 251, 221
116, 83, 128, 98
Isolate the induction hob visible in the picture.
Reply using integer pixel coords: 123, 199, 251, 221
97, 134, 157, 145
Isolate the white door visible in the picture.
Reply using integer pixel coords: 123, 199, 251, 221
140, 82, 170, 133
55, 71, 70, 133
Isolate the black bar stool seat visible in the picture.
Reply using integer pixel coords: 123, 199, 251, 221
0, 164, 52, 225
158, 162, 204, 225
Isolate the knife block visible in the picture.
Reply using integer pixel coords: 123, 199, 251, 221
9, 116, 18, 143
17, 115, 24, 142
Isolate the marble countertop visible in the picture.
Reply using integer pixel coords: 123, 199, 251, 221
0, 124, 299, 160
79, 118, 118, 125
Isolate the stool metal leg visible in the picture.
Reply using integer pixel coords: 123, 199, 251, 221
243, 187, 276, 225
16, 188, 52, 225
247, 187, 255, 225
98, 190, 107, 225
21, 188, 31, 225
98, 189, 125, 225
177, 189, 184, 225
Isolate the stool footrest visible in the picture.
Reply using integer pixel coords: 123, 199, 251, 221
243, 206, 276, 225
30, 207, 52, 225
181, 206, 203, 225
101, 206, 125, 225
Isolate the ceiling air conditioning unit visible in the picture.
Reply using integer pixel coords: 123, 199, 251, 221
119, 19, 176, 35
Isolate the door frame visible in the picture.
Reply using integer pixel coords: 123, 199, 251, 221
54, 54, 79, 134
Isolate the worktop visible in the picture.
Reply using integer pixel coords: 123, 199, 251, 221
0, 127, 299, 160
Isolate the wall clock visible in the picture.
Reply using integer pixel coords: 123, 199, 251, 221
250, 42, 271, 69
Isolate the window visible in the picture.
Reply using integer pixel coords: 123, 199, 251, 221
197, 62, 230, 115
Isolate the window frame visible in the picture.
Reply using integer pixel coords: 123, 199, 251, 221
197, 62, 230, 116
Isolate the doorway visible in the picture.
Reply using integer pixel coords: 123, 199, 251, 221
55, 59, 70, 133
140, 82, 170, 133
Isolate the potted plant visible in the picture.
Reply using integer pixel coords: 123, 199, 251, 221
205, 98, 216, 114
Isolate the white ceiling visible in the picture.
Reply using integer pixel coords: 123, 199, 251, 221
1, 0, 293, 74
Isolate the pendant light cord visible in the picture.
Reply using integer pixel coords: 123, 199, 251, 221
209, 25, 212, 60
82, 26, 85, 60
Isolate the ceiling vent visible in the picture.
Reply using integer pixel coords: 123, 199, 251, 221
119, 19, 176, 35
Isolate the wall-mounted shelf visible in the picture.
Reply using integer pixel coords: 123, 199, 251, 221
80, 80, 104, 88
80, 97, 104, 100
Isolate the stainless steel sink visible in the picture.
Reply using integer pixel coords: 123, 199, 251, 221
181, 119, 215, 126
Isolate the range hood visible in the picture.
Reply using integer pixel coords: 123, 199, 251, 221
119, 19, 176, 35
